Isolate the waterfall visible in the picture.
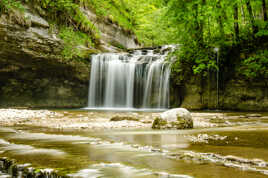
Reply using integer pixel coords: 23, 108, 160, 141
87, 45, 175, 110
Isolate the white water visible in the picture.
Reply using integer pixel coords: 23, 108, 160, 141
87, 46, 175, 110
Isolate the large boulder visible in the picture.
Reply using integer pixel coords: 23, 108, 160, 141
152, 108, 193, 129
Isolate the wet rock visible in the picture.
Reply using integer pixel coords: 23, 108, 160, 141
188, 134, 228, 143
0, 109, 61, 125
152, 117, 168, 129
0, 157, 67, 178
152, 108, 193, 129
141, 120, 152, 124
246, 114, 262, 118
24, 11, 49, 28
168, 151, 268, 176
209, 116, 226, 124
110, 116, 140, 122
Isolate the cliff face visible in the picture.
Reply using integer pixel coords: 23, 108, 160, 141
0, 5, 139, 108
81, 8, 139, 52
173, 76, 268, 111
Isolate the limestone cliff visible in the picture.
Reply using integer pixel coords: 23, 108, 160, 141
0, 4, 139, 108
171, 76, 268, 111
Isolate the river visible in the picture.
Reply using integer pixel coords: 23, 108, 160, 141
0, 110, 268, 177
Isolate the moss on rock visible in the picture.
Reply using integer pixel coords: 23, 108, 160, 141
152, 117, 167, 129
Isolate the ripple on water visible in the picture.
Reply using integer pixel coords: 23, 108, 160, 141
69, 163, 193, 178
0, 139, 66, 156
8, 132, 97, 142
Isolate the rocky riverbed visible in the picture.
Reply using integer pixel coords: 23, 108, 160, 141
0, 109, 268, 178
1, 109, 267, 130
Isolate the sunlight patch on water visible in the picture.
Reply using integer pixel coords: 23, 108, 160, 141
69, 162, 192, 178
8, 132, 98, 142
0, 139, 66, 156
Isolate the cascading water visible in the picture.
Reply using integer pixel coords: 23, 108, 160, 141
87, 45, 175, 110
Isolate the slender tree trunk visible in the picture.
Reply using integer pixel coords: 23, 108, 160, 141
240, 0, 246, 23
200, 0, 206, 44
208, 17, 211, 39
246, 0, 258, 34
216, 0, 224, 37
262, 0, 267, 21
234, 2, 239, 42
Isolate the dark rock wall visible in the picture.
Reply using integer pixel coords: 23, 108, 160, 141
0, 3, 141, 108
171, 75, 268, 111
0, 12, 89, 108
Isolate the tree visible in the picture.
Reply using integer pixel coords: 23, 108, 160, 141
233, 1, 240, 42
262, 0, 267, 21
245, 0, 258, 34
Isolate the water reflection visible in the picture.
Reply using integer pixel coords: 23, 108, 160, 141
0, 118, 268, 177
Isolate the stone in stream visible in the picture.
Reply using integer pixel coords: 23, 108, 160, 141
245, 114, 262, 118
152, 108, 193, 129
110, 115, 140, 122
0, 157, 68, 178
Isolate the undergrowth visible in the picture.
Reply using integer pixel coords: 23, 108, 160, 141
58, 27, 95, 60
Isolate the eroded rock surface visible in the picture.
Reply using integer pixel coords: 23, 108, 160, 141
0, 7, 90, 108
152, 108, 193, 129
176, 77, 268, 111
0, 3, 141, 108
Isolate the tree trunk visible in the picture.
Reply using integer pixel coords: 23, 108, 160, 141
240, 0, 246, 23
246, 0, 258, 34
200, 0, 206, 44
234, 2, 239, 42
216, 0, 225, 37
192, 3, 202, 43
262, 0, 267, 21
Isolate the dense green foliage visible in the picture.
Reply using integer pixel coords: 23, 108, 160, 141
58, 26, 94, 59
0, 0, 24, 13
161, 0, 267, 81
1, 0, 267, 80
122, 0, 176, 45
239, 49, 268, 79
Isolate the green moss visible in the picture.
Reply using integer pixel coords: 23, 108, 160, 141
34, 169, 41, 174
58, 27, 95, 60
109, 40, 127, 50
152, 117, 167, 129
170, 121, 181, 129
110, 116, 139, 122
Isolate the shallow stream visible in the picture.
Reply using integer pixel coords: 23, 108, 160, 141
0, 111, 268, 178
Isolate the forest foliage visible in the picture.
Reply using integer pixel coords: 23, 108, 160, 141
0, 0, 267, 80
162, 0, 268, 82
